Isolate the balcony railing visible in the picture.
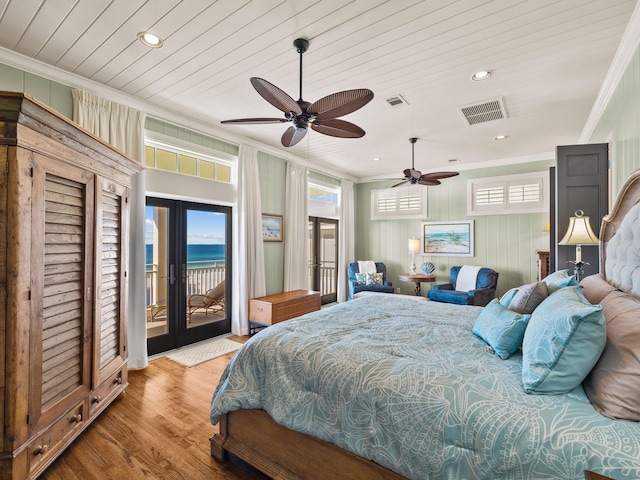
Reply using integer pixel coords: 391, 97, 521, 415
146, 260, 225, 306
308, 262, 336, 297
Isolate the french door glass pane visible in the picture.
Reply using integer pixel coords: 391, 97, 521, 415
185, 209, 227, 329
319, 221, 337, 298
145, 205, 169, 338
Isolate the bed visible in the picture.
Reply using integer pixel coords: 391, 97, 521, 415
210, 169, 640, 480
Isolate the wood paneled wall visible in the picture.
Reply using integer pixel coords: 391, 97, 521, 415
0, 63, 72, 118
590, 46, 640, 198
258, 152, 287, 295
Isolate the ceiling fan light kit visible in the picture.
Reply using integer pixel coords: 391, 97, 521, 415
221, 38, 374, 147
392, 138, 459, 187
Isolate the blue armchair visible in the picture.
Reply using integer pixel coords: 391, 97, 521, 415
427, 266, 498, 306
348, 262, 394, 300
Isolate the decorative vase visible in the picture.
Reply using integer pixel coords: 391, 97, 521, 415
421, 262, 435, 275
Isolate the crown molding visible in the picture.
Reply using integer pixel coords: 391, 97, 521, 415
580, 3, 640, 143
0, 46, 357, 183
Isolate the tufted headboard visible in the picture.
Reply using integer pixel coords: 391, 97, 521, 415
600, 168, 640, 297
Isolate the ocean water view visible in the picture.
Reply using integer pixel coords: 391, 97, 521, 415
146, 244, 226, 269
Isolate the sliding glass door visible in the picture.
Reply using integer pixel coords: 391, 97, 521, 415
145, 197, 232, 355
308, 217, 338, 304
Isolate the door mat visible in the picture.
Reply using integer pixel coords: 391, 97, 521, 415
166, 338, 242, 367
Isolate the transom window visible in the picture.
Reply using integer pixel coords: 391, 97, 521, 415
144, 139, 233, 184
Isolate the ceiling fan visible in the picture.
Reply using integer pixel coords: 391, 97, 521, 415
392, 138, 460, 187
221, 38, 374, 147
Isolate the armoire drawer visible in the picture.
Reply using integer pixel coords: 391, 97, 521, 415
89, 367, 127, 417
28, 401, 85, 476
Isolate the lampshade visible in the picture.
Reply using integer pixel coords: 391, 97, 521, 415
408, 237, 421, 254
558, 210, 599, 246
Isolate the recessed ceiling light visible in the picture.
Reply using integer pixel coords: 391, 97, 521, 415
494, 134, 508, 141
138, 32, 163, 48
372, 157, 381, 162
471, 70, 492, 81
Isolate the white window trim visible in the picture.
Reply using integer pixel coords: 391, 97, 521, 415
467, 172, 549, 216
371, 186, 428, 220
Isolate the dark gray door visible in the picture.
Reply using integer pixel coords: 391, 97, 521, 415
554, 143, 608, 279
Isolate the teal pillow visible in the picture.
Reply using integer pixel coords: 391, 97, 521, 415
542, 269, 578, 293
473, 299, 531, 359
522, 286, 606, 394
366, 272, 383, 285
499, 288, 518, 307
355, 272, 367, 285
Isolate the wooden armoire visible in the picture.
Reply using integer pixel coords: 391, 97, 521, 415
0, 92, 142, 479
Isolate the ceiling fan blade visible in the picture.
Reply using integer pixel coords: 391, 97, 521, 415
392, 179, 410, 188
308, 89, 374, 120
311, 119, 365, 138
418, 178, 441, 186
250, 77, 302, 115
221, 118, 289, 125
421, 171, 460, 180
281, 126, 308, 147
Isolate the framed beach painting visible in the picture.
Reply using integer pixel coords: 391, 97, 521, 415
421, 220, 474, 257
262, 214, 283, 242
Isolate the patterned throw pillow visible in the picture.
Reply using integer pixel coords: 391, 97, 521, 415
473, 299, 531, 359
355, 272, 367, 285
508, 282, 548, 314
366, 272, 383, 285
522, 286, 605, 394
542, 269, 578, 294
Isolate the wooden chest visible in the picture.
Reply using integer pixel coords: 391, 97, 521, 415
249, 290, 321, 328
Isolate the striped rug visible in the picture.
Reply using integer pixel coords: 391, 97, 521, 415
166, 338, 242, 367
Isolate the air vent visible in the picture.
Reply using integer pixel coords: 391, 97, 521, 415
458, 97, 507, 126
385, 94, 409, 107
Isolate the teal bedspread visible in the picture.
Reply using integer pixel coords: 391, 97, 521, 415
210, 296, 640, 480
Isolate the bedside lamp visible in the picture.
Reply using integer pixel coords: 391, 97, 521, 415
408, 237, 420, 274
558, 210, 599, 282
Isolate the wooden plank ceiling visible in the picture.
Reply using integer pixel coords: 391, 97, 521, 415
0, 0, 636, 181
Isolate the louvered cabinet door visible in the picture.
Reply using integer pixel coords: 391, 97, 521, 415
29, 154, 94, 433
93, 178, 129, 389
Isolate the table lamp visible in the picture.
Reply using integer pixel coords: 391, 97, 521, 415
408, 237, 420, 274
558, 210, 599, 281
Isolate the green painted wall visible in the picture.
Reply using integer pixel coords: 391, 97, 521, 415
590, 44, 640, 197
355, 160, 554, 297
258, 152, 287, 294
146, 116, 239, 156
0, 63, 72, 119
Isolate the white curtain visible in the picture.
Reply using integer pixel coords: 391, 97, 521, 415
337, 179, 355, 302
72, 89, 148, 369
235, 145, 266, 335
284, 162, 309, 291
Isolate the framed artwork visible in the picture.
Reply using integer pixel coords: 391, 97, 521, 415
421, 220, 474, 257
262, 214, 283, 242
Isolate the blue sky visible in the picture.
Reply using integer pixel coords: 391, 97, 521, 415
145, 207, 226, 245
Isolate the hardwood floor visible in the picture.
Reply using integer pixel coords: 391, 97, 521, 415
40, 336, 268, 480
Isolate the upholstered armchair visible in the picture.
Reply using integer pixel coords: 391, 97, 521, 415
348, 262, 394, 300
427, 266, 498, 306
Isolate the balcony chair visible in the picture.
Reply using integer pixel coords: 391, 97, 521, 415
427, 265, 498, 306
187, 281, 225, 321
348, 261, 394, 300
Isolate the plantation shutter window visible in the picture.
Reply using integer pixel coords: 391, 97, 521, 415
468, 172, 548, 215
